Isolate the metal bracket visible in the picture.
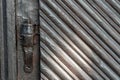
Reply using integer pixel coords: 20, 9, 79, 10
20, 20, 37, 73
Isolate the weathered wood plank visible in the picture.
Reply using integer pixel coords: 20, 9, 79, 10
7, 0, 17, 80
0, 0, 16, 80
40, 0, 120, 79
0, 0, 5, 79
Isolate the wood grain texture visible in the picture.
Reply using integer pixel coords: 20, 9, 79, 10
40, 0, 120, 80
0, 0, 16, 80
0, 0, 4, 79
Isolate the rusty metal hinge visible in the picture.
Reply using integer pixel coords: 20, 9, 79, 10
20, 19, 38, 73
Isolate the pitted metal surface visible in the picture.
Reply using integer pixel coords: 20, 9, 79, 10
16, 0, 39, 79
17, 0, 39, 25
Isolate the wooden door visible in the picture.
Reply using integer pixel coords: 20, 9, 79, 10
1, 0, 120, 80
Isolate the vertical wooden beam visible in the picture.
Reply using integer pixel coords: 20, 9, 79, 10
7, 0, 17, 79
0, 0, 17, 80
0, 0, 5, 79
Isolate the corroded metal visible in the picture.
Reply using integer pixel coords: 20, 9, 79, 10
16, 0, 39, 76
20, 19, 38, 73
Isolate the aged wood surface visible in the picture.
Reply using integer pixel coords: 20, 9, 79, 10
0, 0, 4, 79
40, 0, 120, 80
0, 0, 17, 80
